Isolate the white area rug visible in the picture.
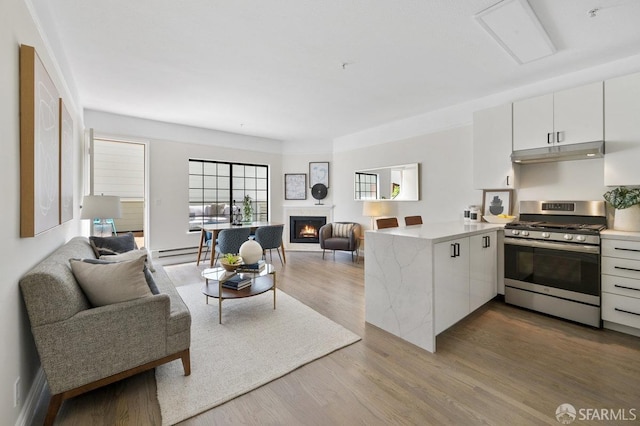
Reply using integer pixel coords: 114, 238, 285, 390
155, 283, 361, 425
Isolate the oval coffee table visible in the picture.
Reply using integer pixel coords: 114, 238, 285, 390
201, 264, 276, 324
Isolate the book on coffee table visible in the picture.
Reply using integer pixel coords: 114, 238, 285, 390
221, 274, 252, 290
236, 260, 266, 273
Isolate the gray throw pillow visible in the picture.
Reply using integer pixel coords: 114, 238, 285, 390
89, 232, 137, 257
70, 257, 153, 306
74, 257, 159, 295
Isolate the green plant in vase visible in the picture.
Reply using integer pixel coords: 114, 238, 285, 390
223, 253, 241, 265
243, 194, 253, 222
603, 186, 640, 231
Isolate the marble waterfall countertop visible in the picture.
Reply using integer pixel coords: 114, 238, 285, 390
364, 220, 503, 353
365, 221, 504, 242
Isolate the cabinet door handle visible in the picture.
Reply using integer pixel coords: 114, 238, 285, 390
615, 307, 640, 317
614, 266, 640, 273
615, 247, 640, 253
486, 236, 491, 248
451, 243, 456, 258
506, 175, 510, 186
614, 284, 640, 292
556, 131, 562, 143
547, 132, 552, 144
455, 242, 460, 257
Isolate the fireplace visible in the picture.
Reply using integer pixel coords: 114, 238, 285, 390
290, 216, 326, 244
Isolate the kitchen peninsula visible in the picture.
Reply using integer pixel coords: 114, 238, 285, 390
364, 221, 503, 353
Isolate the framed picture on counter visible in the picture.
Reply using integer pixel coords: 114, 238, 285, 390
481, 189, 513, 218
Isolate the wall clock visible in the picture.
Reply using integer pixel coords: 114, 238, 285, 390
311, 183, 327, 205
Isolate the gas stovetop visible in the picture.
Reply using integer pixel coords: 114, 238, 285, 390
505, 221, 606, 235
505, 200, 607, 244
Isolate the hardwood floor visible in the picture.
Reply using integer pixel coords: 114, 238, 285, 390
33, 251, 640, 425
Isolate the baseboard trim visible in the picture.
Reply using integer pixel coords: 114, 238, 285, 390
15, 367, 46, 426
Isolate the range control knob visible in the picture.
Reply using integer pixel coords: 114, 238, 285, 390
563, 234, 573, 240
521, 231, 530, 236
511, 230, 520, 236
576, 235, 586, 242
541, 232, 551, 238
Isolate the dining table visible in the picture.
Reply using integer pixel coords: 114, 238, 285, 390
196, 221, 286, 267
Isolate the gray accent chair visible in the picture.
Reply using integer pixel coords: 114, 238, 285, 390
319, 222, 362, 262
254, 224, 285, 265
19, 237, 191, 426
214, 227, 252, 263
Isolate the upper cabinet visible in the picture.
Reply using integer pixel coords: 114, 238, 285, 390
473, 103, 516, 189
513, 81, 604, 151
604, 72, 640, 186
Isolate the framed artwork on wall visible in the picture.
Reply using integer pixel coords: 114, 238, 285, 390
285, 174, 307, 200
20, 44, 61, 237
59, 99, 74, 223
309, 161, 329, 188
481, 189, 513, 218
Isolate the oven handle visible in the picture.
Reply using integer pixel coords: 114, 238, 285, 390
504, 237, 600, 254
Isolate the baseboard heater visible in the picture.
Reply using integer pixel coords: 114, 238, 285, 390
152, 247, 203, 266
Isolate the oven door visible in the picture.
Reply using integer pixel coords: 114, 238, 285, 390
504, 237, 600, 306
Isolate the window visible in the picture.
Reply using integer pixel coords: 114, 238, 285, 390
354, 172, 378, 200
188, 159, 268, 231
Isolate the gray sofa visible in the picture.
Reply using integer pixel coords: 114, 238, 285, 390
19, 237, 191, 425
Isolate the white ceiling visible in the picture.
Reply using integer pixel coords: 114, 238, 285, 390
38, 0, 640, 144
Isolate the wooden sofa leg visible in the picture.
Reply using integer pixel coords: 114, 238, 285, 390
44, 393, 64, 426
181, 348, 191, 376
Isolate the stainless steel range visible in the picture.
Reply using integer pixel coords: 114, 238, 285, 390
504, 200, 607, 327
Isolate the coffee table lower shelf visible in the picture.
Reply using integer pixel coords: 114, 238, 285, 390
201, 266, 276, 324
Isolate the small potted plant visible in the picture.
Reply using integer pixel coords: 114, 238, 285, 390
603, 186, 640, 231
242, 194, 253, 222
220, 253, 243, 271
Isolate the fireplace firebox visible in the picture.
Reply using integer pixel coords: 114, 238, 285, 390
290, 216, 326, 243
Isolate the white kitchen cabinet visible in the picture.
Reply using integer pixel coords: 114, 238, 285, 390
473, 103, 517, 189
434, 238, 470, 334
470, 232, 498, 312
601, 237, 640, 336
604, 72, 640, 186
434, 230, 497, 334
513, 81, 603, 151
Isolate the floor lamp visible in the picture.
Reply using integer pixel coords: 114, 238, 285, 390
362, 201, 391, 230
81, 195, 122, 237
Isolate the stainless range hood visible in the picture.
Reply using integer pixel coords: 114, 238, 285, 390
511, 141, 605, 164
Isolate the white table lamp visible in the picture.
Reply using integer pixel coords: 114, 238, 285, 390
81, 195, 122, 237
362, 201, 391, 229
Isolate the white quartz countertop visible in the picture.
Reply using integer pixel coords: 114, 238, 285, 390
601, 229, 640, 241
365, 221, 504, 243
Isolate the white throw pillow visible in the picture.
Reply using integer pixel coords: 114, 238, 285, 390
70, 257, 152, 307
100, 248, 156, 272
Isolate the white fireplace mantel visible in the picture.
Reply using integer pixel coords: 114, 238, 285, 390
283, 204, 335, 251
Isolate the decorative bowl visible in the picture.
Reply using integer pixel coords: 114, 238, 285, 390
220, 257, 243, 271
483, 215, 516, 224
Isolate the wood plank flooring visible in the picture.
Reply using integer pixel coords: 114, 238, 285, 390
32, 251, 640, 425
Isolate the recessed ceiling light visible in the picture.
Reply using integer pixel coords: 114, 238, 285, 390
475, 0, 556, 64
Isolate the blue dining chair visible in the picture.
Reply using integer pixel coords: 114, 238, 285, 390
214, 228, 252, 264
254, 225, 285, 265
202, 231, 213, 263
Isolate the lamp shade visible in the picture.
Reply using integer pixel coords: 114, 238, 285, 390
80, 195, 122, 219
362, 201, 391, 217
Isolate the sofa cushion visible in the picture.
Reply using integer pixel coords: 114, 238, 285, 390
70, 257, 152, 307
100, 247, 156, 272
83, 256, 160, 295
89, 232, 137, 257
333, 223, 354, 238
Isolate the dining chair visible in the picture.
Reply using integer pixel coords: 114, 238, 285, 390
202, 231, 214, 263
254, 224, 285, 265
404, 215, 423, 226
214, 228, 252, 264
376, 217, 399, 229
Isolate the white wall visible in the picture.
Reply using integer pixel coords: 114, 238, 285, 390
84, 111, 285, 254
1, 0, 84, 424
332, 126, 482, 230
